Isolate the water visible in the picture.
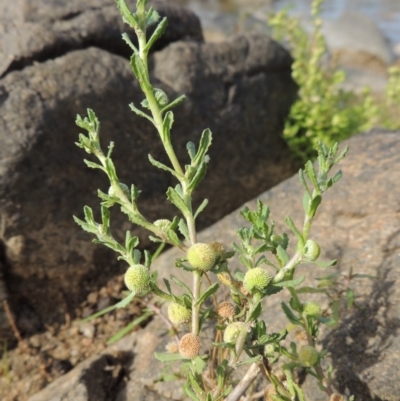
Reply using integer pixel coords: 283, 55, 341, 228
173, 0, 400, 46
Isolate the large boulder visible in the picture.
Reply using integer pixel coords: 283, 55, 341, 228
28, 130, 400, 401
0, 0, 297, 342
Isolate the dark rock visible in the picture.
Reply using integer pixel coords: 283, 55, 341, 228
0, 0, 296, 342
0, 0, 203, 77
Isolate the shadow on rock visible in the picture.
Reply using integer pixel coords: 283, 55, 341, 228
323, 266, 400, 401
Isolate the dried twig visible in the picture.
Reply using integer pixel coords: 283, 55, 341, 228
3, 300, 22, 342
224, 363, 260, 401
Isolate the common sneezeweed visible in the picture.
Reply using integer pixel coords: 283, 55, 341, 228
74, 1, 355, 400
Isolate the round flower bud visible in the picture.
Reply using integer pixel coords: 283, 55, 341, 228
124, 265, 151, 293
108, 183, 130, 198
224, 322, 246, 343
209, 242, 226, 261
298, 345, 319, 367
303, 239, 321, 261
187, 243, 218, 272
154, 219, 172, 231
179, 333, 201, 359
217, 302, 236, 319
303, 302, 322, 318
167, 303, 192, 326
243, 267, 272, 292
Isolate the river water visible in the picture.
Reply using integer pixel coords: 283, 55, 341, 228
172, 0, 400, 47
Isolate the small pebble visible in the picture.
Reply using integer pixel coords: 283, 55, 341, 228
78, 322, 95, 339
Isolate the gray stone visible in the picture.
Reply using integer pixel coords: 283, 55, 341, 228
322, 12, 395, 72
0, 3, 296, 342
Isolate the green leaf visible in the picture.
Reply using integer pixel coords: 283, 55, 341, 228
187, 142, 196, 160
145, 17, 168, 52
83, 159, 104, 170
121, 32, 138, 52
192, 356, 207, 375
115, 0, 139, 28
148, 154, 181, 178
236, 355, 262, 366
178, 219, 190, 242
276, 245, 290, 265
130, 53, 148, 87
160, 95, 186, 114
107, 310, 152, 344
154, 352, 186, 362
309, 195, 321, 218
192, 129, 212, 167
315, 259, 337, 268
281, 302, 301, 325
302, 192, 310, 215
163, 278, 172, 294
346, 288, 355, 308
274, 275, 305, 288
167, 187, 191, 217
304, 161, 319, 189
299, 169, 311, 196
284, 216, 304, 246
129, 103, 154, 123
248, 302, 263, 321
187, 160, 208, 192
196, 282, 219, 306
194, 199, 209, 219
145, 7, 160, 27
183, 382, 201, 401
170, 275, 193, 297
116, 291, 136, 308
162, 111, 174, 142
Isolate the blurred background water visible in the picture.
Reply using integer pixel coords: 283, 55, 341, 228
171, 0, 400, 46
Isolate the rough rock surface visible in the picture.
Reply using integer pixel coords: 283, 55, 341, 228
28, 130, 400, 401
0, 1, 297, 343
0, 0, 203, 77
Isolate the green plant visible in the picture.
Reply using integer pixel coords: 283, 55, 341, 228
74, 1, 364, 399
269, 0, 400, 161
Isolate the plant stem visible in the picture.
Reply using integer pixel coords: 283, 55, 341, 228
192, 270, 202, 335
224, 363, 260, 401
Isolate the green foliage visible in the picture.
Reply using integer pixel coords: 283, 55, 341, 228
73, 1, 372, 400
269, 0, 400, 161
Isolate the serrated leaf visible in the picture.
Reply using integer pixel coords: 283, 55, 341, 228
276, 245, 290, 265
187, 160, 208, 192
84, 159, 104, 170
194, 199, 209, 219
145, 7, 160, 27
145, 17, 168, 51
167, 187, 191, 217
274, 275, 305, 288
178, 219, 190, 242
148, 154, 180, 178
248, 302, 262, 321
284, 216, 303, 245
129, 103, 153, 123
160, 95, 186, 114
281, 302, 300, 324
162, 111, 174, 142
130, 53, 148, 85
192, 129, 212, 167
196, 282, 219, 306
121, 32, 138, 52
115, 0, 139, 28
170, 275, 193, 297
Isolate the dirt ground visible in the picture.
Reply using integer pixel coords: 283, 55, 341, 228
0, 274, 150, 401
